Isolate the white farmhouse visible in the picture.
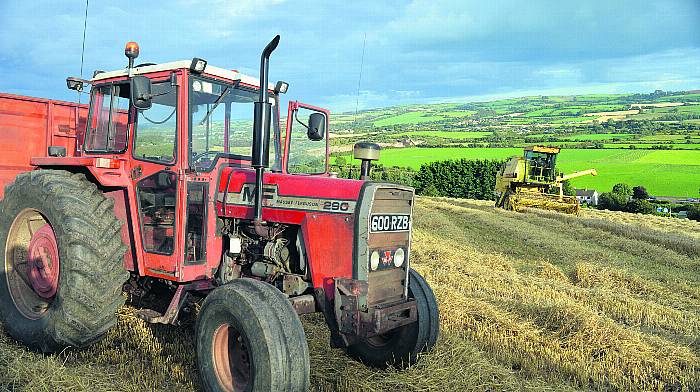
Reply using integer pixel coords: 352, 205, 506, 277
575, 189, 599, 206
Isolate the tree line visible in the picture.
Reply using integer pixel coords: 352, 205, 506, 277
597, 183, 700, 221
333, 158, 504, 200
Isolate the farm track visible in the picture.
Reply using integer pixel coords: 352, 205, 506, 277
1, 197, 699, 391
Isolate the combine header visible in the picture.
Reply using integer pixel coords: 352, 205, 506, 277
0, 37, 439, 391
495, 146, 597, 214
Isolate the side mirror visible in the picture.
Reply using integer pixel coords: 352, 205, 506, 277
307, 112, 326, 141
130, 75, 152, 110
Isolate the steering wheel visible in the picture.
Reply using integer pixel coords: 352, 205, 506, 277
191, 151, 220, 166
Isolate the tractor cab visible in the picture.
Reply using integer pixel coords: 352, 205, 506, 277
66, 42, 332, 279
73, 44, 329, 177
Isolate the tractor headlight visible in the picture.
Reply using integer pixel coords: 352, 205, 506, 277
66, 77, 84, 92
393, 248, 405, 268
190, 57, 208, 73
370, 251, 380, 271
274, 80, 289, 94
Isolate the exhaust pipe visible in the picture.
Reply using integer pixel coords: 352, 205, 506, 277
251, 35, 280, 222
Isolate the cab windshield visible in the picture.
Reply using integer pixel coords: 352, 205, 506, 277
525, 151, 556, 182
189, 76, 282, 171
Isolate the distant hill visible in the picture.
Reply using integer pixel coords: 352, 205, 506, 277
328, 90, 700, 198
330, 90, 700, 133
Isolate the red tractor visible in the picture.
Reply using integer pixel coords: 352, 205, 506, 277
0, 36, 439, 391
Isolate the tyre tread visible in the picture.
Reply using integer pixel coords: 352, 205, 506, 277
0, 169, 129, 351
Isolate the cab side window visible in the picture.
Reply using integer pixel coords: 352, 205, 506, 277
134, 82, 178, 164
85, 84, 129, 153
287, 107, 327, 174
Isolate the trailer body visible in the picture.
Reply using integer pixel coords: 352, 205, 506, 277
0, 93, 87, 198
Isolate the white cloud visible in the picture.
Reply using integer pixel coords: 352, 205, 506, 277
319, 90, 391, 113
179, 0, 287, 39
0, 1, 697, 109
179, 0, 286, 17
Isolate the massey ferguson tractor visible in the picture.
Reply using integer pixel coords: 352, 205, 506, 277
0, 36, 439, 391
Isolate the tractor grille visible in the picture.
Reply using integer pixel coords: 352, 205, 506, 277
367, 268, 406, 306
358, 185, 414, 307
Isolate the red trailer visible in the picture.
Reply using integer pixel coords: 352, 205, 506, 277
0, 38, 438, 392
0, 93, 88, 198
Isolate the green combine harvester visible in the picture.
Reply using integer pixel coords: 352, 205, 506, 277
495, 146, 597, 214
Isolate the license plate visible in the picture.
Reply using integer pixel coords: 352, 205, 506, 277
370, 214, 410, 233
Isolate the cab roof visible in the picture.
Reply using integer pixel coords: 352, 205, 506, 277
524, 145, 560, 154
90, 60, 275, 91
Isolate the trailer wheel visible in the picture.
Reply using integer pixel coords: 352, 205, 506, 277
0, 170, 128, 352
347, 269, 439, 368
196, 279, 310, 392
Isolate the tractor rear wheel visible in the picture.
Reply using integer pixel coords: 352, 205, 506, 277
0, 170, 128, 352
346, 268, 439, 368
196, 279, 310, 392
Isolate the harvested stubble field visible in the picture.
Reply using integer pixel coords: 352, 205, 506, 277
1, 198, 699, 391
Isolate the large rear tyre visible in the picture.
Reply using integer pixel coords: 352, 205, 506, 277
346, 268, 439, 368
0, 170, 129, 352
196, 279, 310, 392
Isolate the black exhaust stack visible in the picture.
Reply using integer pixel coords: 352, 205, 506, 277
251, 35, 280, 222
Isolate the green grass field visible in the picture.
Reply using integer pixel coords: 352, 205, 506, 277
372, 147, 521, 166
440, 110, 477, 117
548, 116, 595, 124
361, 148, 700, 197
561, 133, 635, 141
396, 131, 491, 139
373, 112, 444, 127
638, 134, 689, 141
601, 143, 700, 149
372, 109, 478, 127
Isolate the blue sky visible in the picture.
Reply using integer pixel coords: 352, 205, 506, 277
0, 0, 698, 112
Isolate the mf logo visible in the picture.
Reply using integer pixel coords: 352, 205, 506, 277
241, 184, 276, 204
381, 250, 393, 266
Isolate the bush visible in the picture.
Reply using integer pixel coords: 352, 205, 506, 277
612, 183, 632, 198
333, 157, 504, 201
598, 192, 629, 211
632, 186, 649, 200
625, 199, 655, 214
600, 184, 657, 215
687, 205, 700, 221
421, 183, 440, 197
332, 164, 417, 187
413, 158, 505, 200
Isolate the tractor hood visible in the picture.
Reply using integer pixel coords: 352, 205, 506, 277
216, 167, 365, 224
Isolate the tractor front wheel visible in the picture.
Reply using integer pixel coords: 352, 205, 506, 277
346, 268, 439, 368
196, 279, 310, 392
0, 170, 129, 352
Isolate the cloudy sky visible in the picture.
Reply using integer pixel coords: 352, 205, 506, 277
0, 1, 698, 112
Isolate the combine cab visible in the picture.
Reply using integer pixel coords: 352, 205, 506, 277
495, 146, 597, 214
